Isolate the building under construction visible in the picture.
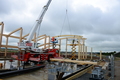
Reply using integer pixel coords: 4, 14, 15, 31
0, 21, 111, 80
0, 0, 113, 80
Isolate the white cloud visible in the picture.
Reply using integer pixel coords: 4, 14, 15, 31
0, 0, 120, 52
72, 0, 119, 12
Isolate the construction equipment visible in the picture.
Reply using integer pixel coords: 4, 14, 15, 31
11, 0, 59, 64
70, 39, 77, 60
89, 67, 104, 80
18, 0, 52, 52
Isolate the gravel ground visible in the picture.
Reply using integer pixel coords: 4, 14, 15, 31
115, 60, 120, 80
74, 73, 91, 80
1, 59, 120, 80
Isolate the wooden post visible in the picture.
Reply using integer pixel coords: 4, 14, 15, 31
78, 38, 81, 60
65, 38, 68, 58
18, 28, 23, 68
83, 40, 85, 59
20, 29, 23, 47
91, 47, 93, 60
44, 35, 47, 49
0, 22, 4, 47
5, 37, 8, 57
85, 46, 87, 59
81, 44, 82, 59
100, 51, 102, 60
48, 36, 50, 49
4, 37, 8, 68
59, 39, 61, 57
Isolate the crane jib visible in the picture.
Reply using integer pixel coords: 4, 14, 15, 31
18, 0, 52, 51
27, 0, 52, 42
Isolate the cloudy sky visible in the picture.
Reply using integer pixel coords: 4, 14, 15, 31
0, 0, 120, 52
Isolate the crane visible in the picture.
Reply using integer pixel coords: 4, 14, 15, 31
11, 0, 59, 65
18, 0, 52, 52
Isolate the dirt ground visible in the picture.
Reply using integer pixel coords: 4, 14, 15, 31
115, 60, 120, 80
0, 58, 120, 80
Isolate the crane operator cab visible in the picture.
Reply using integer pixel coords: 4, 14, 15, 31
18, 41, 43, 53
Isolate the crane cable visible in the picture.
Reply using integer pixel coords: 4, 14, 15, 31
60, 0, 72, 35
